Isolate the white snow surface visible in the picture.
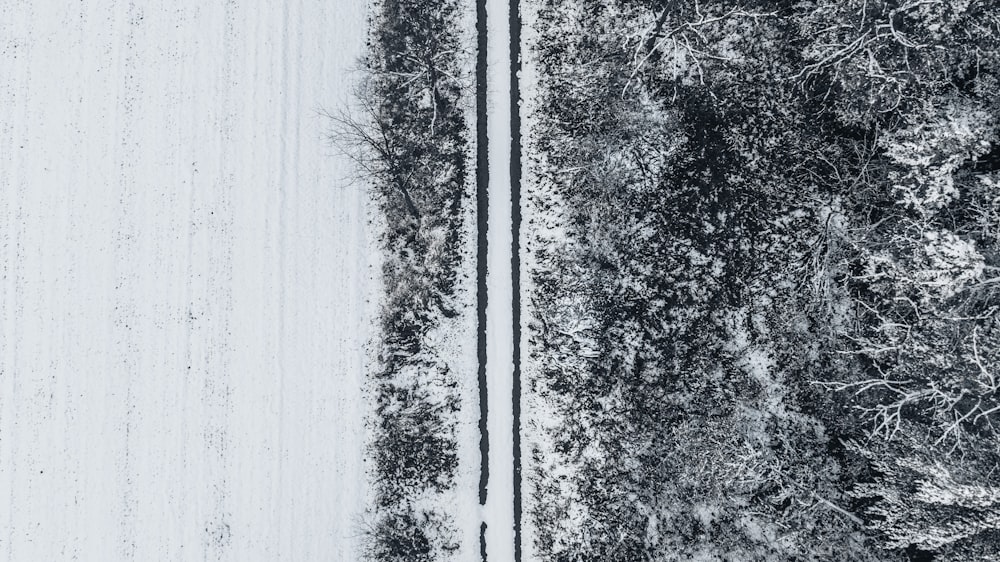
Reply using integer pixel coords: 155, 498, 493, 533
0, 1, 374, 560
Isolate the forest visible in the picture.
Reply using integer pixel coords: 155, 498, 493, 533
521, 0, 1000, 560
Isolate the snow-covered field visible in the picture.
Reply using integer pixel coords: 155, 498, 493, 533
0, 1, 373, 560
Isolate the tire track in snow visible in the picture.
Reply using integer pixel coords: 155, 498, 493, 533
477, 0, 491, 514
510, 0, 524, 559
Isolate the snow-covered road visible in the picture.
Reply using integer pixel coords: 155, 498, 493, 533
0, 1, 372, 560
483, 0, 518, 559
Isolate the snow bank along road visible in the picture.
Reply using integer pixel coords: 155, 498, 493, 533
0, 1, 372, 559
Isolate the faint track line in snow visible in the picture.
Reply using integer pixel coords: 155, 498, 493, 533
114, 3, 142, 556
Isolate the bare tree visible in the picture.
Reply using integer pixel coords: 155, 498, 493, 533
326, 76, 422, 221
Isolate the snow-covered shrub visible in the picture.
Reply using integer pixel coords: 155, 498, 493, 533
915, 230, 986, 301
848, 436, 1000, 556
882, 99, 996, 214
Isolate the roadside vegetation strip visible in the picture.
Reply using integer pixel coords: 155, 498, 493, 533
524, 0, 1000, 560
341, 0, 474, 559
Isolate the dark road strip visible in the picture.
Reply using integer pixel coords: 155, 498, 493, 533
510, 0, 523, 560
476, 0, 491, 513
